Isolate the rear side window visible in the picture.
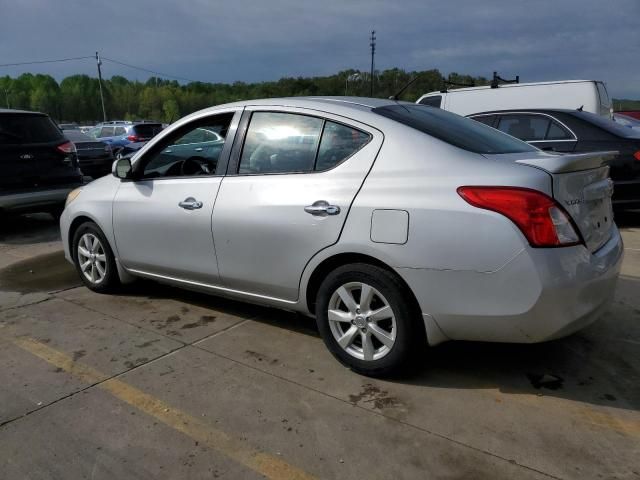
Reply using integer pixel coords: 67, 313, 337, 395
546, 121, 573, 140
133, 124, 163, 137
316, 121, 370, 171
373, 105, 536, 154
114, 126, 126, 135
497, 115, 549, 141
418, 95, 442, 108
0, 113, 63, 145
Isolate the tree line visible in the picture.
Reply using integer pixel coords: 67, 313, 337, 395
0, 69, 485, 123
1, 70, 635, 124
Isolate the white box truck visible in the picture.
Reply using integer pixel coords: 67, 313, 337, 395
416, 80, 612, 119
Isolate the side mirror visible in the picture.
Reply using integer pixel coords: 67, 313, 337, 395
112, 158, 133, 179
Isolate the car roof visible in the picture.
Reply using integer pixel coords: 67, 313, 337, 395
0, 108, 45, 115
181, 97, 413, 125
469, 108, 581, 116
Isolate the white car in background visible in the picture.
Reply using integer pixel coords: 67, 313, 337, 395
417, 79, 612, 119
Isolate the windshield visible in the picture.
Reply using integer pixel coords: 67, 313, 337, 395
0, 113, 63, 145
373, 104, 537, 154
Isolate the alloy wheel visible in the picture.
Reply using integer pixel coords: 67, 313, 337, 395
327, 282, 396, 361
77, 233, 107, 284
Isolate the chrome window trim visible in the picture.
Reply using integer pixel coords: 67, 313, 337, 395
470, 112, 578, 142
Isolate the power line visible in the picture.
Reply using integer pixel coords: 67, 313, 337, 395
100, 56, 201, 83
0, 56, 94, 68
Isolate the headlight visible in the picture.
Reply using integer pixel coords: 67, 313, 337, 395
65, 188, 83, 207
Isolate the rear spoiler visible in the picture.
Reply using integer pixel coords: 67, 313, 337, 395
516, 151, 618, 174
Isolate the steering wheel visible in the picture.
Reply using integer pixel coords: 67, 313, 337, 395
180, 157, 208, 176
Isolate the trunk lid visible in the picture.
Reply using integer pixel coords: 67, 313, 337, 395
515, 151, 617, 252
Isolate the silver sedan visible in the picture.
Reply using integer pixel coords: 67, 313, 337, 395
60, 97, 623, 376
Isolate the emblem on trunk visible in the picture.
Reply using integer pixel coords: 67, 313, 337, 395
565, 198, 582, 206
19, 154, 34, 160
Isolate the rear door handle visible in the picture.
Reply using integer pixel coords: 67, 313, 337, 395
179, 197, 203, 210
304, 200, 340, 216
194, 147, 203, 152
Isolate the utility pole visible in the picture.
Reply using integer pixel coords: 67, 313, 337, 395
369, 30, 376, 97
95, 51, 107, 122
3, 89, 9, 109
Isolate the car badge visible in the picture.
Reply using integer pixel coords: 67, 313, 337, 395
20, 153, 34, 160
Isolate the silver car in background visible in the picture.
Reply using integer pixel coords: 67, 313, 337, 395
60, 97, 623, 376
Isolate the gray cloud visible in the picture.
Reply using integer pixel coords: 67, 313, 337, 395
0, 0, 638, 98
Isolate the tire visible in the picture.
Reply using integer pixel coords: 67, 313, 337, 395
72, 221, 120, 293
315, 263, 425, 377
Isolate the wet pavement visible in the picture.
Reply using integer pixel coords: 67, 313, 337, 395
1, 213, 639, 479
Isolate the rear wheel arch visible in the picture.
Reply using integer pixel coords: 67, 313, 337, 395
305, 252, 423, 322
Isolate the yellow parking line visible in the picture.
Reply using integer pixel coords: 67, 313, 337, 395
12, 337, 316, 480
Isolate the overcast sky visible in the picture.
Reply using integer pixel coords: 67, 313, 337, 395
1, 0, 638, 99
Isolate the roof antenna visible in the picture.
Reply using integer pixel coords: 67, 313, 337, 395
577, 105, 584, 111
389, 73, 422, 101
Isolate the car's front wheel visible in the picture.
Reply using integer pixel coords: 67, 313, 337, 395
72, 222, 119, 293
315, 263, 424, 377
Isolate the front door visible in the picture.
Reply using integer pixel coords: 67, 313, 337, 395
212, 108, 382, 301
112, 110, 240, 284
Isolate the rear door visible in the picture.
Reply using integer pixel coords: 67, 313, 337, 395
212, 108, 382, 301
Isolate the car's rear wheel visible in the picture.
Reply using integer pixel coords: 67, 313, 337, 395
315, 263, 424, 376
72, 222, 119, 293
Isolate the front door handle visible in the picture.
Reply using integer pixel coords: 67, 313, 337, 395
179, 197, 203, 210
194, 147, 203, 152
304, 200, 340, 216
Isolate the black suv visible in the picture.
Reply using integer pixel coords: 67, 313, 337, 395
0, 109, 84, 217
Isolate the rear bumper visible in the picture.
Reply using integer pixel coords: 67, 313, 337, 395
0, 184, 80, 213
397, 228, 623, 344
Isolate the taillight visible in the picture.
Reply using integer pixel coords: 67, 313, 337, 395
56, 141, 76, 154
457, 186, 582, 247
127, 135, 139, 142
634, 150, 640, 161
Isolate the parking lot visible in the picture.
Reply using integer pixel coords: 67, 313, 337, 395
0, 213, 639, 479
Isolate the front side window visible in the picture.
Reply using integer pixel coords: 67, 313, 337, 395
100, 126, 115, 137
140, 113, 233, 179
373, 104, 536, 154
239, 112, 323, 174
497, 115, 549, 141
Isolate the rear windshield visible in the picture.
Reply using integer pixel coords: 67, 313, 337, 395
572, 110, 640, 138
373, 104, 537, 154
0, 113, 63, 145
133, 124, 163, 137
